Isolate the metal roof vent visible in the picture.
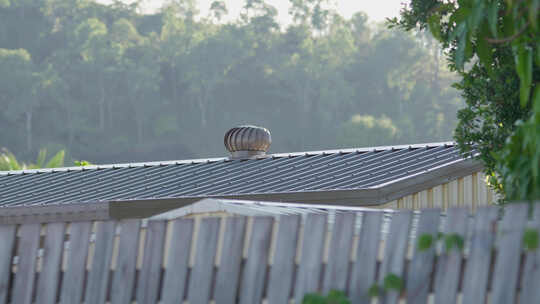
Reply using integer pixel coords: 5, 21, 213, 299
224, 125, 271, 159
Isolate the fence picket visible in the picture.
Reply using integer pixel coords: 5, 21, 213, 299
378, 211, 412, 304
0, 225, 16, 304
1, 203, 539, 304
266, 215, 300, 304
322, 212, 356, 294
406, 209, 441, 304
12, 223, 41, 304
187, 217, 221, 304
137, 220, 166, 304
36, 222, 66, 304
433, 208, 469, 304
161, 218, 194, 304
294, 213, 328, 303
214, 217, 247, 304
60, 221, 92, 304
349, 211, 383, 304
461, 207, 498, 304
239, 217, 274, 304
491, 204, 528, 304
519, 205, 540, 303
110, 219, 141, 304
85, 221, 116, 304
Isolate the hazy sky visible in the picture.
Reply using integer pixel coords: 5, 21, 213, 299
129, 0, 404, 24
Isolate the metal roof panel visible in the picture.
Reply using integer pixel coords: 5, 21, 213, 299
0, 142, 479, 207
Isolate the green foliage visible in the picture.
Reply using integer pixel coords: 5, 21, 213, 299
366, 274, 404, 299
337, 114, 398, 147
444, 233, 464, 253
302, 290, 350, 304
74, 160, 92, 166
496, 88, 540, 200
0, 148, 64, 171
0, 0, 463, 165
523, 228, 539, 251
383, 273, 403, 292
390, 0, 540, 202
417, 233, 434, 252
367, 284, 380, 298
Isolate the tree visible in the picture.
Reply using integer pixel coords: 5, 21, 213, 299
389, 0, 540, 201
0, 0, 470, 164
0, 48, 40, 153
337, 114, 397, 147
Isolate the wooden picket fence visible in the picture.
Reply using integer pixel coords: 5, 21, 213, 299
0, 203, 539, 304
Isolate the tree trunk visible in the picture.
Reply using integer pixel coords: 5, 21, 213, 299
198, 89, 208, 128
98, 79, 105, 131
25, 111, 32, 152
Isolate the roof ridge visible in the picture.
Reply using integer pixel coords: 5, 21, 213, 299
0, 141, 455, 176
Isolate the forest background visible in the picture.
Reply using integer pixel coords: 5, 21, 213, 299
0, 0, 462, 164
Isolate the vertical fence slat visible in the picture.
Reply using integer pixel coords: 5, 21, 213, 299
294, 213, 328, 303
406, 209, 441, 304
85, 221, 116, 304
349, 211, 383, 304
433, 208, 469, 304
60, 221, 92, 304
0, 225, 16, 304
136, 220, 166, 304
214, 217, 247, 304
491, 203, 528, 304
110, 219, 141, 304
161, 218, 194, 304
187, 217, 221, 304
322, 212, 356, 294
266, 215, 300, 304
461, 206, 498, 304
379, 211, 412, 304
239, 217, 274, 304
36, 222, 66, 304
12, 223, 41, 304
520, 205, 540, 303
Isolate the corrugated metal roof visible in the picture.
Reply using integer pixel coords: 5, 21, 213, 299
150, 198, 396, 219
0, 142, 476, 208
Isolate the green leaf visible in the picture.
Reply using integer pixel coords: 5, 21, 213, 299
533, 86, 540, 114
502, 14, 515, 37
523, 228, 539, 251
455, 31, 467, 70
417, 234, 434, 252
449, 22, 466, 42
428, 13, 442, 41
444, 233, 464, 252
469, 4, 485, 31
515, 46, 533, 107
536, 44, 540, 67
74, 160, 92, 166
477, 35, 492, 73
383, 273, 403, 292
368, 284, 380, 298
327, 290, 350, 304
45, 150, 65, 168
487, 2, 499, 37
530, 0, 539, 31
302, 293, 326, 304
36, 149, 47, 168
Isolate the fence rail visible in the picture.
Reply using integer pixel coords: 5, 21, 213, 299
0, 203, 539, 303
